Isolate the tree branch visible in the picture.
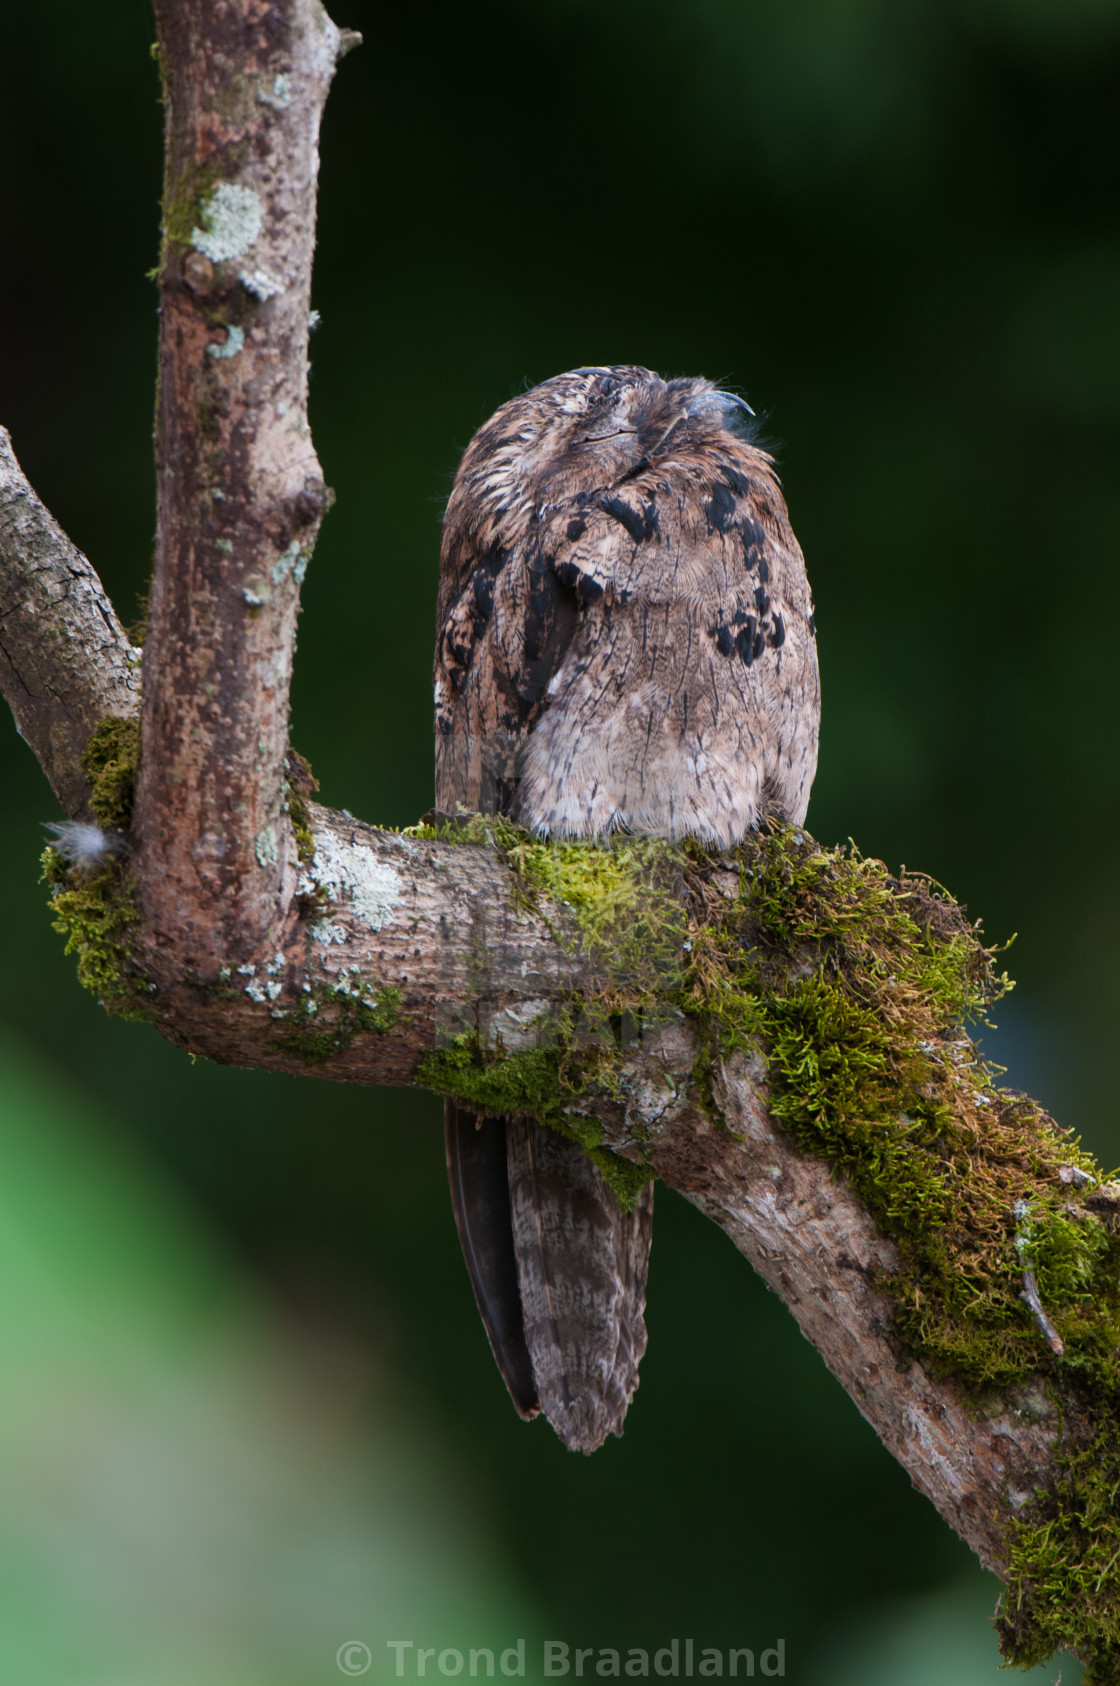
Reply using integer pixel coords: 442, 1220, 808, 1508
3, 4, 1119, 1678
0, 427, 140, 817
140, 0, 351, 968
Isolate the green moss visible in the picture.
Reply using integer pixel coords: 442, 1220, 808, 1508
41, 717, 148, 1019
161, 160, 220, 257
270, 982, 401, 1065
407, 815, 687, 1000
999, 1417, 1120, 1678
681, 830, 1118, 1390
690, 1044, 729, 1133
128, 583, 151, 648
42, 847, 151, 1021
415, 1031, 653, 1211
404, 811, 529, 848
82, 715, 140, 831
418, 1032, 570, 1120
283, 748, 318, 865
504, 830, 688, 1002
560, 1112, 654, 1210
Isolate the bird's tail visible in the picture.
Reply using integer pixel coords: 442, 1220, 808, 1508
445, 1102, 653, 1452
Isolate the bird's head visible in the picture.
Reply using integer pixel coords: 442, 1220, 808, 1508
448, 365, 755, 536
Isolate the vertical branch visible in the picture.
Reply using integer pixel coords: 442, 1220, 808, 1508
139, 0, 357, 973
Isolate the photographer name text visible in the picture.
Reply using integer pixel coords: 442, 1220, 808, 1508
372, 1638, 785, 1678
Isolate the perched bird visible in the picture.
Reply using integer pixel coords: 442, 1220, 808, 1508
434, 365, 820, 1452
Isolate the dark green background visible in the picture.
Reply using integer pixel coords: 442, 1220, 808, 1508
2, 0, 1118, 1679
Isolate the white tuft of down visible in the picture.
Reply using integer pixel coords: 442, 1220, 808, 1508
43, 821, 125, 873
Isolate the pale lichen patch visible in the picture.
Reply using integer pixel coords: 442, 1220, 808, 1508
256, 72, 293, 109
298, 830, 402, 937
271, 540, 308, 586
207, 325, 245, 360
191, 183, 262, 263
310, 918, 347, 946
254, 825, 278, 868
240, 267, 284, 300
236, 963, 268, 1004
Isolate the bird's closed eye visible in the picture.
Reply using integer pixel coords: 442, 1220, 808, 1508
581, 427, 638, 443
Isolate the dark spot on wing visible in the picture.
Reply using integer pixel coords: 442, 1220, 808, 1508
470, 543, 507, 620
769, 613, 785, 649
492, 776, 518, 817
525, 556, 552, 660
713, 624, 734, 657
736, 617, 758, 664
807, 612, 816, 636
441, 541, 508, 681
754, 585, 770, 614
473, 568, 495, 620
740, 516, 770, 574
600, 493, 658, 544
566, 516, 586, 541
705, 483, 737, 534
721, 464, 752, 497
503, 547, 580, 725
554, 557, 605, 608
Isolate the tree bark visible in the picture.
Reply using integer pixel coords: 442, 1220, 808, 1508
1, 4, 1115, 1677
141, 0, 353, 971
0, 428, 141, 818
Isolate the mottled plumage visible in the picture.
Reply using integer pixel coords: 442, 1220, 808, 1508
435, 365, 819, 1451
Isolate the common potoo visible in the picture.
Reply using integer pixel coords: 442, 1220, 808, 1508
435, 365, 819, 1453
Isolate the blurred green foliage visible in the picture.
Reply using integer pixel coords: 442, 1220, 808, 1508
2, 0, 1118, 1676
0, 1035, 542, 1684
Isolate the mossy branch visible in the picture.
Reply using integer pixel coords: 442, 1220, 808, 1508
2, 1, 1119, 1675
33, 761, 1120, 1672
